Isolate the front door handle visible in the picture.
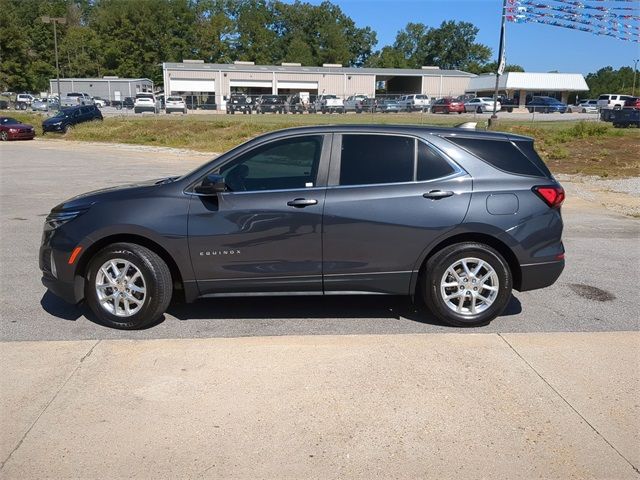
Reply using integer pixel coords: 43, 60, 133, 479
423, 190, 454, 200
287, 198, 318, 208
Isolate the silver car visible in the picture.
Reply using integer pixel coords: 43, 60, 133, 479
464, 97, 501, 113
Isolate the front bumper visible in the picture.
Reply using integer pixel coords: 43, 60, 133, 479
518, 259, 565, 292
43, 123, 65, 132
8, 131, 35, 139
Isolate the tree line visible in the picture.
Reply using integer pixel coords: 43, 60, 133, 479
0, 0, 633, 98
1, 0, 501, 92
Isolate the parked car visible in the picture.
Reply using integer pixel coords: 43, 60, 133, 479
42, 104, 103, 133
526, 97, 567, 114
314, 94, 344, 114
398, 94, 431, 112
611, 97, 640, 128
31, 98, 48, 111
597, 94, 633, 111
0, 116, 35, 141
60, 92, 93, 108
15, 93, 35, 108
359, 97, 378, 113
39, 124, 565, 330
256, 95, 286, 114
286, 93, 309, 114
344, 95, 368, 113
92, 97, 109, 108
431, 97, 465, 114
568, 99, 598, 113
165, 96, 188, 114
377, 98, 402, 113
116, 97, 135, 110
464, 97, 501, 114
225, 94, 253, 114
134, 93, 160, 114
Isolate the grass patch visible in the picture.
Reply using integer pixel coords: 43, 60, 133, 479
7, 111, 640, 178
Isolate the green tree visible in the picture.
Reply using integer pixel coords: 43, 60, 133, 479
585, 66, 636, 98
380, 20, 492, 71
466, 61, 525, 75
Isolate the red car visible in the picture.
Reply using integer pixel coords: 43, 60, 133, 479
430, 97, 465, 114
0, 116, 36, 141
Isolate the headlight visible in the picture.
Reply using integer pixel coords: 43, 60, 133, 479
9, 128, 18, 133
44, 209, 87, 230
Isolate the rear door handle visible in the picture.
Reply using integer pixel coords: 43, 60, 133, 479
423, 190, 454, 199
287, 198, 318, 208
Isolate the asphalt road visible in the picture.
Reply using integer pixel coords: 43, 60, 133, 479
1, 140, 638, 341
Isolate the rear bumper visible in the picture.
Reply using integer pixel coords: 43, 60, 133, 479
517, 259, 564, 292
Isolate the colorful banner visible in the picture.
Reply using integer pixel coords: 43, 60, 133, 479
507, 0, 639, 42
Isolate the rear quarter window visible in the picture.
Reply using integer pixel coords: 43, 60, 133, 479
445, 136, 548, 177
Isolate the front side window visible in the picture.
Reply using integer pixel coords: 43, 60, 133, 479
219, 136, 323, 192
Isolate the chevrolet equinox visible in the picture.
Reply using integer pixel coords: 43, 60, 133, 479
40, 125, 565, 329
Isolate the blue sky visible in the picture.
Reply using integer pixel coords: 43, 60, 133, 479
290, 0, 639, 74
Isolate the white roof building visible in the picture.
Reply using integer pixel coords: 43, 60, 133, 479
466, 72, 589, 106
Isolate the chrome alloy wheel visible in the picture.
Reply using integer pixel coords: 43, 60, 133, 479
440, 258, 499, 316
95, 258, 146, 317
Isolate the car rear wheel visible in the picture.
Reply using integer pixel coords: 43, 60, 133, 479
422, 242, 512, 327
86, 243, 173, 330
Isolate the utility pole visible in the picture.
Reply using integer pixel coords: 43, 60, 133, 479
41, 16, 66, 110
633, 59, 639, 97
491, 0, 508, 120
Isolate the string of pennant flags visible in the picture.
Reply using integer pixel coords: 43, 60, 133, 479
506, 0, 640, 42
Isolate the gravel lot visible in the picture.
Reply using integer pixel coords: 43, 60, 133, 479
1, 140, 638, 341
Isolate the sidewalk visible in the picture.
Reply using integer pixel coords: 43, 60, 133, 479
1, 332, 638, 479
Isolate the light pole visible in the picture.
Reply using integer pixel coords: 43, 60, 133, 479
491, 0, 508, 120
41, 16, 66, 109
633, 59, 639, 97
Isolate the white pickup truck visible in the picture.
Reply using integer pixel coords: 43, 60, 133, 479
313, 94, 345, 114
60, 92, 93, 107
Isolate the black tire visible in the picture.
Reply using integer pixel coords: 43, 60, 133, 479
85, 243, 173, 330
422, 242, 512, 327
507, 107, 513, 113
476, 107, 482, 114
62, 124, 70, 134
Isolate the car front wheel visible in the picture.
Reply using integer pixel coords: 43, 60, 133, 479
85, 243, 173, 330
422, 242, 512, 327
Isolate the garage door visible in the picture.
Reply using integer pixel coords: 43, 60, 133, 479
170, 79, 215, 92
277, 81, 319, 90
230, 80, 272, 88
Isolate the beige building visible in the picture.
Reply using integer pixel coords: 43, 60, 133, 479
162, 61, 475, 109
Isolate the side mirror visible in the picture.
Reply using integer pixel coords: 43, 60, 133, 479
194, 174, 227, 195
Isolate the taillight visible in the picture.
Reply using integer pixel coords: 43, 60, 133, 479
533, 185, 565, 208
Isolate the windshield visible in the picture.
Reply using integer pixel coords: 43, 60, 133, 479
262, 96, 280, 103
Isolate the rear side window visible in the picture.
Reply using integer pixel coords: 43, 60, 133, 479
446, 137, 547, 177
340, 135, 414, 185
417, 141, 455, 181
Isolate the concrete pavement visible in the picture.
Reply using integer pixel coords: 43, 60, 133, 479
1, 332, 638, 479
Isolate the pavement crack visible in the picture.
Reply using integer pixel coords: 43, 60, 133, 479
497, 333, 639, 475
0, 339, 101, 471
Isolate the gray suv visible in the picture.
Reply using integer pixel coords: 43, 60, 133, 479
40, 125, 564, 329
